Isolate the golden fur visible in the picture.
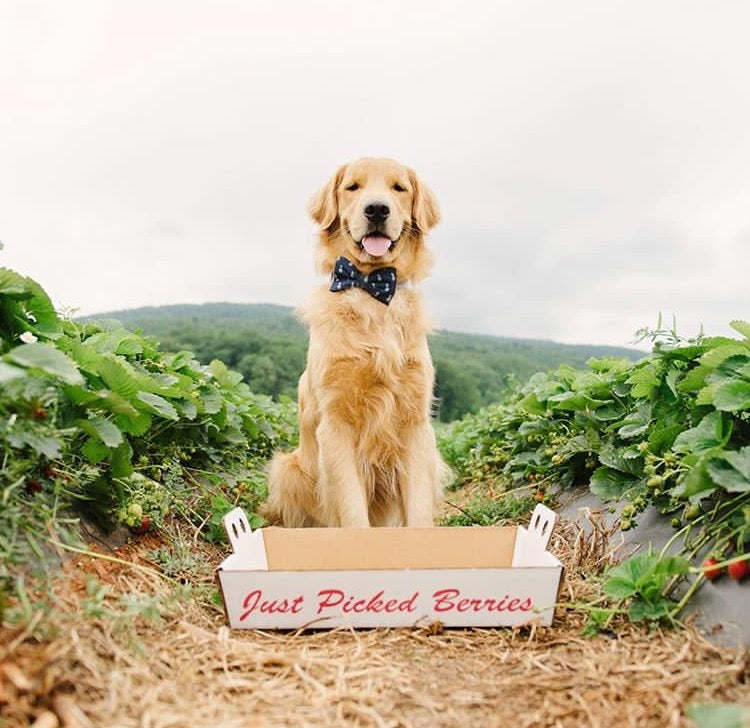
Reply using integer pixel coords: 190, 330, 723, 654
264, 157, 448, 527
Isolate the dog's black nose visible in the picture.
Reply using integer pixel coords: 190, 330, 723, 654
364, 202, 390, 222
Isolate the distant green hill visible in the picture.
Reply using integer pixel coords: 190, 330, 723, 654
83, 302, 643, 421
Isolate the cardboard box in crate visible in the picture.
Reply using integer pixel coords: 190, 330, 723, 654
217, 504, 563, 629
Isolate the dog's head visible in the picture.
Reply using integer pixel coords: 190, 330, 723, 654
309, 157, 440, 280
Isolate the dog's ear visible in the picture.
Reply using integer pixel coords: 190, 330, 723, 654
409, 169, 441, 233
309, 165, 346, 230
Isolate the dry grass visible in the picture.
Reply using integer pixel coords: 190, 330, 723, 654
1, 512, 748, 728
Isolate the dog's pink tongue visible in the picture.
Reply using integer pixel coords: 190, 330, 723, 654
362, 234, 391, 257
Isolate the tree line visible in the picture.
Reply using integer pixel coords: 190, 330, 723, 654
92, 303, 641, 422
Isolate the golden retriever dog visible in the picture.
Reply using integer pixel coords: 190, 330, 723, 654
264, 157, 447, 528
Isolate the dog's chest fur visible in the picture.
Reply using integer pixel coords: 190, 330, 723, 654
300, 286, 434, 439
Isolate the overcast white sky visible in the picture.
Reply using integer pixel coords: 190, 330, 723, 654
1, 1, 748, 347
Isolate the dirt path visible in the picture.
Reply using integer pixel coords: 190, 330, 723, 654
1, 517, 748, 727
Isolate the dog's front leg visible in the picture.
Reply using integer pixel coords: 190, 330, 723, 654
401, 425, 442, 527
317, 418, 370, 527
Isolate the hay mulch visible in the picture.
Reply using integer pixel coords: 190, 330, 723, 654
1, 514, 748, 728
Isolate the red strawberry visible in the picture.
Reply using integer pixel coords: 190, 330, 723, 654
25, 478, 43, 494
32, 407, 47, 420
132, 516, 152, 535
727, 557, 749, 582
702, 558, 724, 581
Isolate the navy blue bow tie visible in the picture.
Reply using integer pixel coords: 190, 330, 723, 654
329, 256, 397, 305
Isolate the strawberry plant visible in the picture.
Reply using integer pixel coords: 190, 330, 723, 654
439, 316, 750, 624
1, 262, 297, 590
602, 547, 689, 623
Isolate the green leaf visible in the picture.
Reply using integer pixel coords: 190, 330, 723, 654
618, 421, 650, 438
0, 361, 25, 382
710, 354, 750, 383
696, 381, 720, 406
176, 399, 198, 420
729, 319, 750, 341
678, 364, 711, 393
110, 440, 134, 478
167, 350, 198, 371
135, 391, 179, 420
217, 424, 246, 444
96, 390, 140, 417
647, 424, 683, 454
706, 459, 750, 493
64, 384, 99, 406
149, 372, 187, 397
20, 278, 63, 339
603, 551, 688, 605
548, 392, 605, 412
664, 367, 681, 398
628, 598, 672, 622
604, 553, 659, 599
0, 267, 29, 295
520, 392, 546, 415
649, 554, 690, 583
82, 437, 110, 463
705, 447, 750, 493
699, 343, 750, 369
722, 447, 750, 480
115, 335, 144, 356
673, 459, 716, 500
672, 412, 731, 454
598, 444, 642, 476
614, 404, 652, 439
81, 331, 124, 355
712, 380, 750, 412
76, 416, 124, 448
9, 431, 62, 458
68, 339, 102, 374
7, 342, 83, 384
114, 409, 153, 436
590, 401, 626, 421
209, 359, 243, 388
627, 364, 660, 398
200, 388, 222, 414
602, 574, 638, 600
590, 467, 637, 501
97, 355, 140, 399
687, 703, 750, 728
0, 269, 62, 339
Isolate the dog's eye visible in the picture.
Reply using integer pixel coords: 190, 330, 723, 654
345, 183, 360, 191
393, 183, 406, 192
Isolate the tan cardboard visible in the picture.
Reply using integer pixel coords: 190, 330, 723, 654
261, 526, 517, 570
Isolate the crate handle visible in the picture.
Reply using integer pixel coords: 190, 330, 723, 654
528, 503, 557, 550
222, 507, 268, 569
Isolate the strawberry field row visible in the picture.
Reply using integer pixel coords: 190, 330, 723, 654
439, 319, 750, 623
1, 264, 296, 582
